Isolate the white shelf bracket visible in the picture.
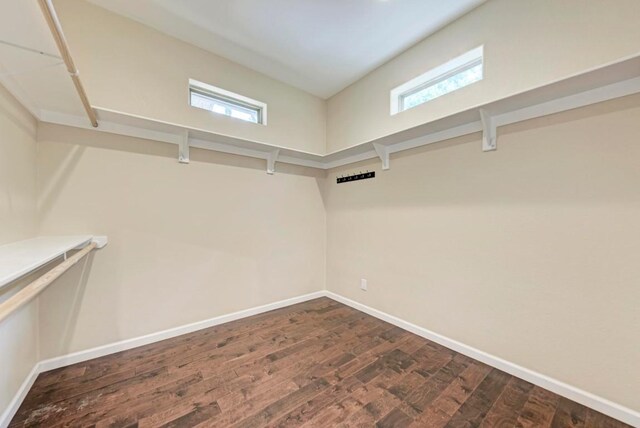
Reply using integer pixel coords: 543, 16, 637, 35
178, 130, 190, 164
267, 149, 280, 175
480, 109, 497, 152
372, 143, 390, 170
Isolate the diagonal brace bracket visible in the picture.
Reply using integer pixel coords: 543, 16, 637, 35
372, 143, 390, 170
178, 130, 190, 163
480, 109, 496, 152
267, 149, 280, 175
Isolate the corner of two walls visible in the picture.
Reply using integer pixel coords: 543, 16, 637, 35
0, 84, 39, 415
11, 82, 640, 423
4, 0, 640, 417
323, 93, 640, 413
34, 122, 328, 361
2, 2, 334, 410
29, 0, 333, 365
326, 0, 640, 152
320, 0, 640, 413
2, 73, 329, 414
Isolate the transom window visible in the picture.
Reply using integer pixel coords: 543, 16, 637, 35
390, 46, 484, 115
189, 79, 267, 125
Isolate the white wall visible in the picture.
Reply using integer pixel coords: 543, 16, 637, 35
36, 123, 326, 358
327, 0, 640, 152
53, 0, 327, 155
0, 84, 39, 414
51, 0, 640, 157
2, 0, 640, 421
325, 94, 640, 412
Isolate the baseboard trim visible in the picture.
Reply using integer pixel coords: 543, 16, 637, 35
324, 291, 640, 427
3, 290, 638, 427
38, 291, 326, 372
0, 364, 40, 428
0, 290, 325, 427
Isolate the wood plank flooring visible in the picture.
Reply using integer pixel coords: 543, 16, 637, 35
10, 298, 630, 427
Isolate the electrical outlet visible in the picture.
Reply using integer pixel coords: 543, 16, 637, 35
360, 278, 368, 291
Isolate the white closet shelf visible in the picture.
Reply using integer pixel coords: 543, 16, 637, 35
0, 236, 108, 289
38, 53, 640, 172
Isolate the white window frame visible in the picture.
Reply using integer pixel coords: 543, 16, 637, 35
390, 46, 484, 115
189, 78, 268, 125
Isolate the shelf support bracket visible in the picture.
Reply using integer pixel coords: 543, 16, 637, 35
178, 130, 190, 164
372, 143, 390, 170
480, 109, 496, 152
267, 149, 280, 175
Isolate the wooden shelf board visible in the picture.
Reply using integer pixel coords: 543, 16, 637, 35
37, 53, 640, 171
0, 236, 93, 289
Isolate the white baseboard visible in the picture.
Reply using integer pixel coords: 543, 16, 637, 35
324, 291, 640, 428
3, 290, 638, 427
0, 290, 325, 427
38, 291, 326, 372
0, 364, 40, 428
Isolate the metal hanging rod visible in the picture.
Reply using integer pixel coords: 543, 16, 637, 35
0, 242, 97, 324
0, 39, 62, 59
37, 0, 98, 128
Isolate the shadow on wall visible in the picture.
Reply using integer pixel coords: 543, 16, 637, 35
38, 252, 95, 359
38, 122, 326, 179
0, 93, 37, 141
38, 144, 86, 221
37, 122, 328, 209
0, 252, 93, 409
0, 272, 39, 418
35, 119, 327, 355
326, 92, 640, 210
0, 258, 68, 305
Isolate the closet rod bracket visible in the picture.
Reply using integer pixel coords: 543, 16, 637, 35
91, 236, 109, 249
72, 236, 108, 250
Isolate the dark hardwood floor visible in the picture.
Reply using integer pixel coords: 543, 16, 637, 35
11, 297, 630, 427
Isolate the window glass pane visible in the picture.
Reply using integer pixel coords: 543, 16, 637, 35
401, 62, 483, 111
212, 104, 226, 115
230, 109, 257, 122
190, 91, 260, 124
